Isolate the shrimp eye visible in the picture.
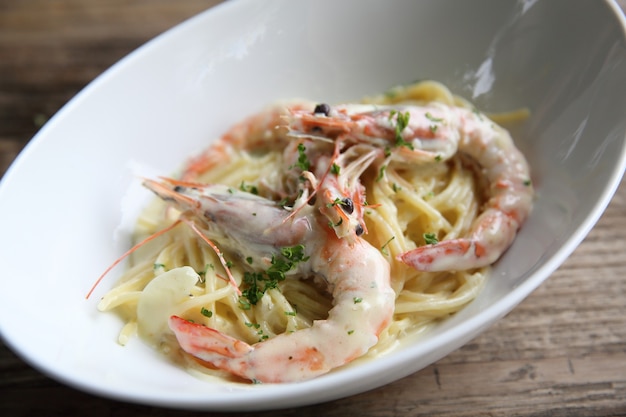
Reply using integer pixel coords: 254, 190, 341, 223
339, 197, 354, 214
173, 185, 186, 193
313, 103, 331, 116
355, 224, 364, 236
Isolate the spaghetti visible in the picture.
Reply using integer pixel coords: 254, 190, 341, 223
95, 80, 531, 382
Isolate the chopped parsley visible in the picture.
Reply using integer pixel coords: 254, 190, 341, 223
389, 110, 414, 150
326, 197, 353, 213
380, 236, 395, 256
292, 143, 310, 171
197, 263, 214, 284
331, 163, 341, 175
424, 233, 439, 245
239, 245, 310, 308
376, 164, 387, 182
200, 307, 213, 318
327, 217, 343, 229
425, 112, 444, 123
326, 197, 342, 208
425, 112, 444, 134
241, 272, 265, 306
280, 244, 309, 264
239, 181, 259, 195
245, 322, 268, 342
238, 298, 252, 310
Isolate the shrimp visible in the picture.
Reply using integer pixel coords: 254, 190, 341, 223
142, 178, 396, 383
288, 101, 461, 164
287, 102, 533, 271
282, 104, 384, 243
142, 179, 313, 261
313, 146, 379, 243
283, 137, 380, 244
181, 101, 313, 181
285, 102, 461, 240
398, 110, 533, 271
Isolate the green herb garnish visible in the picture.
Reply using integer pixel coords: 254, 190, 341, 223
238, 298, 251, 310
380, 236, 395, 256
376, 164, 387, 182
425, 112, 444, 134
239, 181, 259, 195
424, 233, 439, 245
425, 112, 443, 123
389, 110, 414, 149
292, 143, 310, 171
238, 245, 309, 308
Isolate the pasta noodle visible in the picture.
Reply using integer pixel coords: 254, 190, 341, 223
97, 80, 527, 381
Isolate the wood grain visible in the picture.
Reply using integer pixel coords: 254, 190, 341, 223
1, 1, 625, 416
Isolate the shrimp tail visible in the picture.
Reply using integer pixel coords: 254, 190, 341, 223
398, 209, 519, 271
169, 316, 253, 359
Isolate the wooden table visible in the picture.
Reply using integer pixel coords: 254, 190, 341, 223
1, 1, 625, 416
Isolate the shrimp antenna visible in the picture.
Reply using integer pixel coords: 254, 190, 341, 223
181, 218, 241, 296
86, 216, 242, 300
85, 220, 182, 299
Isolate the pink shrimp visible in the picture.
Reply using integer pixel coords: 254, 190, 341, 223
142, 179, 313, 257
398, 110, 533, 271
283, 138, 381, 244
288, 102, 461, 164
142, 178, 395, 383
313, 146, 379, 243
287, 102, 533, 271
181, 101, 313, 181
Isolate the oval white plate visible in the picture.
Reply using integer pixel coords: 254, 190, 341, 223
1, 0, 625, 411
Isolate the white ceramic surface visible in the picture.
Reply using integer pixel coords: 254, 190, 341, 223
1, 0, 625, 411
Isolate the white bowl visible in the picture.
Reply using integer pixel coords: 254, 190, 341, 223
1, 0, 625, 411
